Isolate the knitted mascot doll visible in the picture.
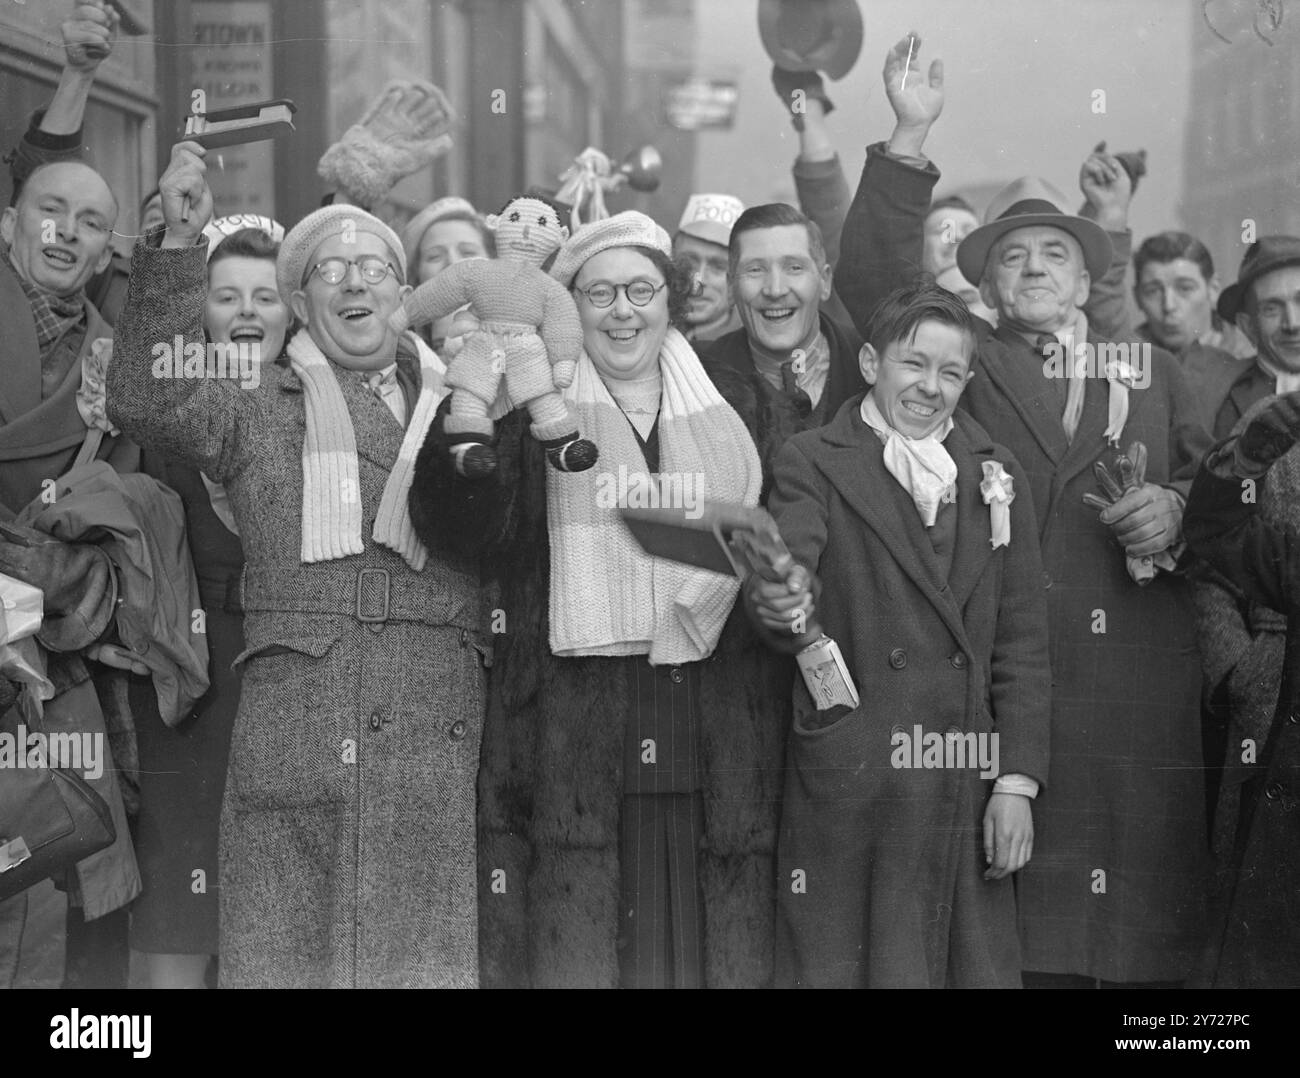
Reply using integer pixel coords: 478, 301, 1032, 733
390, 195, 597, 477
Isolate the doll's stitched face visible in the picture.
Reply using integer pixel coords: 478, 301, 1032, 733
492, 198, 566, 267
859, 320, 975, 440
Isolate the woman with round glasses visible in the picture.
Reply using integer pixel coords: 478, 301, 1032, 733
129, 219, 290, 989
410, 211, 798, 988
108, 141, 486, 988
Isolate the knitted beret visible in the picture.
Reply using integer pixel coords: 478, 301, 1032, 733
276, 204, 406, 302
548, 210, 672, 289
400, 196, 482, 281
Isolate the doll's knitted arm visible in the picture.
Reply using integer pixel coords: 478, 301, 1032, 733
390, 260, 477, 335
538, 277, 584, 387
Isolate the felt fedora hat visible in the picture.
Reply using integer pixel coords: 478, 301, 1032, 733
758, 0, 863, 81
956, 176, 1112, 286
1217, 235, 1300, 321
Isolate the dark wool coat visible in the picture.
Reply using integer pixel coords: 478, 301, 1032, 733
699, 311, 867, 430
107, 239, 490, 988
959, 326, 1211, 981
129, 454, 245, 956
768, 401, 1051, 988
1185, 449, 1300, 988
839, 142, 1213, 982
409, 359, 800, 988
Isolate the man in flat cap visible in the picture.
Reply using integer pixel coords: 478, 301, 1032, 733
836, 33, 1210, 987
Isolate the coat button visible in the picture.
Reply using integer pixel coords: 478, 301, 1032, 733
449, 720, 467, 740
888, 648, 907, 670
950, 652, 968, 669
670, 667, 684, 684
1042, 572, 1052, 589
369, 712, 383, 731
1289, 711, 1300, 725
1265, 782, 1284, 800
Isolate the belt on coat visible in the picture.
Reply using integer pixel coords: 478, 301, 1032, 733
239, 562, 480, 629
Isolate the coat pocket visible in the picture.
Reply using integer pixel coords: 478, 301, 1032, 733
226, 633, 349, 812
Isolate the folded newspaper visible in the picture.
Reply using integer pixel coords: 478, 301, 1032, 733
619, 500, 859, 710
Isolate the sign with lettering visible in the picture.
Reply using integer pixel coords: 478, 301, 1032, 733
663, 78, 739, 131
189, 1, 275, 216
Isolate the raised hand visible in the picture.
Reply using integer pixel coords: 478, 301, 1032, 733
883, 32, 944, 141
1079, 141, 1133, 229
62, 0, 120, 72
159, 141, 213, 248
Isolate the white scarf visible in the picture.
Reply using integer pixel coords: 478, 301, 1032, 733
1056, 310, 1133, 445
547, 328, 762, 665
286, 328, 446, 569
860, 392, 956, 527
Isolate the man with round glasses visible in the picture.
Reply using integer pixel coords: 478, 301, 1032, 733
303, 254, 401, 287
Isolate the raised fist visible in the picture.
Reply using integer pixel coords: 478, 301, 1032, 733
62, 1, 119, 72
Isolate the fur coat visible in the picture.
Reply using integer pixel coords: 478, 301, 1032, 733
410, 358, 799, 987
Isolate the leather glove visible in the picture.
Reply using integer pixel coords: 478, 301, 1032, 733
1082, 441, 1181, 583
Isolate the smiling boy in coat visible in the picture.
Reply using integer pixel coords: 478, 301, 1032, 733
749, 280, 1051, 987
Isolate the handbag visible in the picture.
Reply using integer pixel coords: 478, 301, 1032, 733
0, 705, 116, 903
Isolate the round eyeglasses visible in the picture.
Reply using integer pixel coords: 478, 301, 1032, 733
574, 279, 667, 309
303, 255, 400, 287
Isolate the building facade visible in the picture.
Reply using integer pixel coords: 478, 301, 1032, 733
1182, 3, 1300, 283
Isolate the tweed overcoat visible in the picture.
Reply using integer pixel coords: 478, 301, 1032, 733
106, 238, 489, 988
409, 359, 799, 988
768, 401, 1051, 988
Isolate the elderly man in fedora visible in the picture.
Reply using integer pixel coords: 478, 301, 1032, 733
835, 34, 1211, 988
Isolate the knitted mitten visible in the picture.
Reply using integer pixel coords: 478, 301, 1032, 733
317, 80, 456, 207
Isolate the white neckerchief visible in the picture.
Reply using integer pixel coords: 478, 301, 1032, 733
860, 392, 956, 527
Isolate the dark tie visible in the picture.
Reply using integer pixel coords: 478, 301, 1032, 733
1036, 334, 1070, 415
779, 360, 813, 421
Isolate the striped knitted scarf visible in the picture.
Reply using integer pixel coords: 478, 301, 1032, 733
547, 327, 762, 665
286, 327, 446, 569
